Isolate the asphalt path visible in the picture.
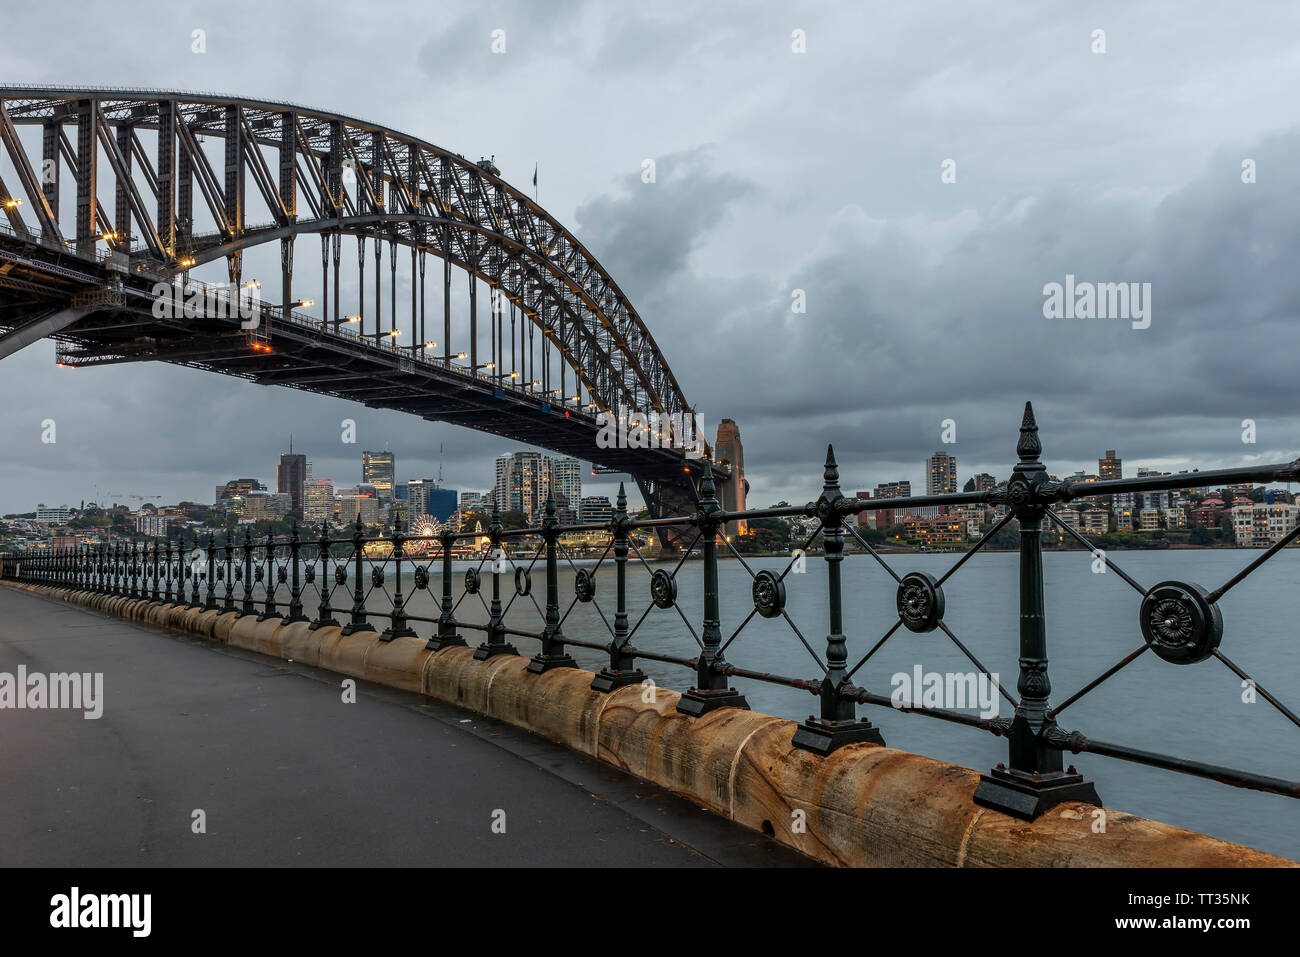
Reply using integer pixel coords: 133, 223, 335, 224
0, 585, 813, 867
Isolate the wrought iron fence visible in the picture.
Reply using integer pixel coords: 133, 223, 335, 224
4, 401, 1299, 820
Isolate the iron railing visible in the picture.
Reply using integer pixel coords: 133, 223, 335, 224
3, 401, 1299, 820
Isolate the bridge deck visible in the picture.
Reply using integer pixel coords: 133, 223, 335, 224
0, 587, 811, 867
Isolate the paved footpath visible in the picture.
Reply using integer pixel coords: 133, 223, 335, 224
0, 586, 813, 867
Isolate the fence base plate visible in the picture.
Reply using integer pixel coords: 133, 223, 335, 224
340, 621, 377, 636
590, 667, 645, 692
474, 641, 519, 661
973, 766, 1101, 820
426, 633, 466, 651
676, 687, 749, 717
528, 654, 578, 674
791, 718, 885, 756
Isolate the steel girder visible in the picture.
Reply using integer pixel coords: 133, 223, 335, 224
0, 87, 693, 426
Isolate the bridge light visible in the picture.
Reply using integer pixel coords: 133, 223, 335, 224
389, 330, 400, 337
529, 380, 541, 387
101, 231, 118, 243
455, 352, 468, 360
342, 315, 360, 323
3, 197, 21, 208
483, 362, 494, 369
178, 257, 196, 268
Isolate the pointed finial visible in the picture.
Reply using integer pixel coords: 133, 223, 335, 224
823, 444, 840, 487
616, 481, 627, 512
1017, 401, 1042, 463
699, 462, 716, 501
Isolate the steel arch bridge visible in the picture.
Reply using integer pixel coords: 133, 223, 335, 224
0, 87, 724, 546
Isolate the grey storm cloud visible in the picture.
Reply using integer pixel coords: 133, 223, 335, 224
4, 0, 1300, 512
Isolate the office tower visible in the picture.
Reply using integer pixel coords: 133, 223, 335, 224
277, 446, 308, 518
362, 450, 396, 499
303, 479, 335, 524
925, 451, 957, 496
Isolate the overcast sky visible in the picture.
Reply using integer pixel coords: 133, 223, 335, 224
3, 1, 1300, 513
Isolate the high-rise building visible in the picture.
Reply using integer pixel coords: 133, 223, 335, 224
303, 479, 335, 524
362, 450, 396, 499
495, 451, 548, 522
714, 419, 748, 534
925, 452, 957, 496
1099, 450, 1122, 480
277, 448, 308, 518
550, 457, 582, 523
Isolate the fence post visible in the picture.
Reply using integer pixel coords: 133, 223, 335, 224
678, 466, 749, 715
973, 402, 1101, 819
240, 527, 256, 616
222, 534, 235, 612
284, 519, 308, 623
259, 534, 278, 621
311, 524, 339, 629
189, 534, 202, 608
340, 516, 375, 635
428, 527, 465, 650
793, 445, 886, 754
204, 532, 218, 611
592, 483, 644, 691
381, 520, 417, 640
474, 502, 517, 659
529, 490, 576, 673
